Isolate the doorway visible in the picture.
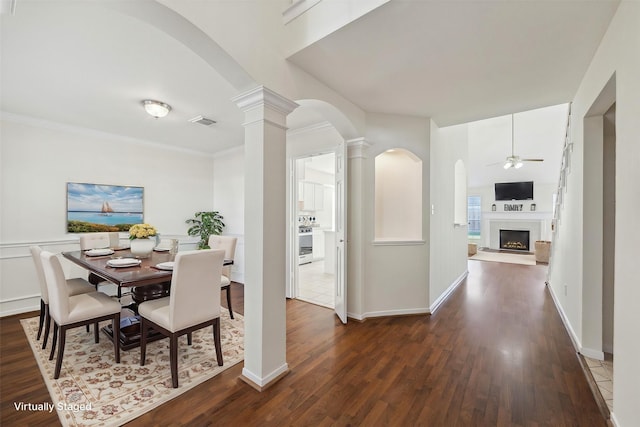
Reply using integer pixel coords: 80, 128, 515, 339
295, 153, 336, 309
583, 75, 616, 412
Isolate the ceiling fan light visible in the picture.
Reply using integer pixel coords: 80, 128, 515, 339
515, 161, 523, 169
142, 99, 171, 118
503, 161, 512, 169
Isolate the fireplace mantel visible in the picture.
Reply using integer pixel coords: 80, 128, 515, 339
477, 211, 552, 250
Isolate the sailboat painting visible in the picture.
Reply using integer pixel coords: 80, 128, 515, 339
67, 182, 143, 233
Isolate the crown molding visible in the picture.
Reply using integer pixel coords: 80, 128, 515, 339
0, 111, 216, 158
212, 144, 244, 160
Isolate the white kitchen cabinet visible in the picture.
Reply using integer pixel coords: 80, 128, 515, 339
302, 182, 315, 211
314, 184, 324, 210
299, 181, 326, 211
313, 229, 324, 260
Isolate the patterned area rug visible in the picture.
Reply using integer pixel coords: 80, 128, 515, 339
21, 310, 244, 427
469, 249, 536, 265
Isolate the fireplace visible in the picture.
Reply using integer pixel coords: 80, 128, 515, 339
500, 229, 530, 251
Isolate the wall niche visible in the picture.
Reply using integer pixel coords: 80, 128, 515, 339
374, 148, 422, 241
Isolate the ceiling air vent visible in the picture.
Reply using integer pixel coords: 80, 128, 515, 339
188, 115, 217, 126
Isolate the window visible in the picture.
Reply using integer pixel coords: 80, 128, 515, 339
468, 195, 481, 239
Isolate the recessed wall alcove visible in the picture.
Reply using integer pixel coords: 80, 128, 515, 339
374, 148, 422, 241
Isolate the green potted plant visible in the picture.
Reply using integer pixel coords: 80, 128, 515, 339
185, 211, 225, 249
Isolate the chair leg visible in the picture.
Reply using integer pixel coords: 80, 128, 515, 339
113, 312, 120, 363
187, 332, 192, 346
41, 305, 51, 350
226, 286, 234, 319
37, 299, 45, 340
213, 318, 223, 366
94, 321, 99, 343
86, 324, 90, 333
53, 325, 67, 379
140, 318, 147, 366
170, 334, 179, 388
49, 322, 58, 361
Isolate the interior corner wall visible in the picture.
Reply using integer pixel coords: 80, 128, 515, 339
362, 113, 430, 317
429, 121, 469, 308
0, 118, 215, 316
547, 2, 640, 424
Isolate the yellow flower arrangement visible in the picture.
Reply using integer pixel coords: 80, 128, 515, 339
128, 223, 157, 240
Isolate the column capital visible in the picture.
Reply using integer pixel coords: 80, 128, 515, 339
232, 86, 299, 115
347, 137, 371, 159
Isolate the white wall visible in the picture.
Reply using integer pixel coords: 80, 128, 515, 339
363, 113, 430, 317
283, 0, 389, 56
429, 121, 469, 310
0, 117, 215, 316
212, 146, 245, 284
548, 2, 640, 425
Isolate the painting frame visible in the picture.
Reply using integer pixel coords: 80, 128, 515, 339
66, 182, 144, 233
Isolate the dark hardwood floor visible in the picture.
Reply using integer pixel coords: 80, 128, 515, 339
1, 262, 607, 426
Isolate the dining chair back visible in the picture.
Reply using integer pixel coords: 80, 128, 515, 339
208, 235, 238, 318
79, 232, 121, 296
40, 250, 121, 379
29, 246, 95, 349
139, 249, 225, 388
79, 232, 116, 250
208, 235, 237, 279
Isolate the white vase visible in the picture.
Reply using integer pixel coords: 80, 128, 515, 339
130, 237, 155, 258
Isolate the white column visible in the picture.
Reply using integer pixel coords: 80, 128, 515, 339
232, 86, 299, 390
346, 137, 370, 319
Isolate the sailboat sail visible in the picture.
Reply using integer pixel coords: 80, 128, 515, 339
101, 201, 114, 215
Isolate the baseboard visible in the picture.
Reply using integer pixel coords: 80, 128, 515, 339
360, 308, 430, 319
241, 363, 289, 391
430, 270, 468, 314
546, 281, 582, 352
0, 295, 40, 318
346, 311, 365, 321
581, 347, 605, 360
610, 412, 620, 426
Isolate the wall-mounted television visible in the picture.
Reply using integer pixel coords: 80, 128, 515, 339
494, 181, 534, 201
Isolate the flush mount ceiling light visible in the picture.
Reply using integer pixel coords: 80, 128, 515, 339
142, 99, 171, 118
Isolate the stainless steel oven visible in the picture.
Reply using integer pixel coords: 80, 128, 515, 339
299, 227, 313, 265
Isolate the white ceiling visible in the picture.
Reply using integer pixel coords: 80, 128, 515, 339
289, 0, 617, 126
0, 1, 245, 155
1, 0, 617, 181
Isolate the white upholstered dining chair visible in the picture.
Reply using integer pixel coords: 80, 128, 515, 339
139, 249, 225, 388
40, 250, 121, 379
208, 235, 238, 319
79, 232, 117, 251
79, 232, 123, 298
30, 246, 96, 349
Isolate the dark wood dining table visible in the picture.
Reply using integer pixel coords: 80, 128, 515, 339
62, 249, 233, 350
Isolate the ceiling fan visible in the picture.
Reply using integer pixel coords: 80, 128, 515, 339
493, 114, 544, 169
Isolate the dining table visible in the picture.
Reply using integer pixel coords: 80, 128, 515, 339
62, 248, 233, 350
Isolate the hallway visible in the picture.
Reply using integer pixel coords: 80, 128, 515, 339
1, 263, 606, 425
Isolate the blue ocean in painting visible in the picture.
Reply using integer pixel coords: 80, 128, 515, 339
68, 211, 143, 225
